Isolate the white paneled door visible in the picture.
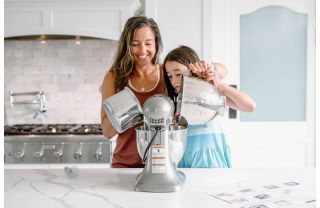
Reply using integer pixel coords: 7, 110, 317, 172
223, 0, 315, 168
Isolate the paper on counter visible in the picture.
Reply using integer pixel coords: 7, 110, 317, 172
207, 180, 315, 208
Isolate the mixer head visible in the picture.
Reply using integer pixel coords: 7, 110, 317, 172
143, 95, 174, 129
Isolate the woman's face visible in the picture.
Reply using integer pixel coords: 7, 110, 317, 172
165, 61, 189, 92
130, 26, 156, 66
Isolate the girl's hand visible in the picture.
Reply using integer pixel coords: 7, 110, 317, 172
188, 60, 213, 79
188, 60, 224, 91
206, 71, 225, 95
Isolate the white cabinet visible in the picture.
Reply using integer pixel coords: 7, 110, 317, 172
4, 0, 141, 40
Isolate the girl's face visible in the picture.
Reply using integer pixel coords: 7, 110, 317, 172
130, 26, 156, 66
165, 61, 190, 92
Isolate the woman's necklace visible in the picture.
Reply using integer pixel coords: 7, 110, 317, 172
129, 66, 159, 92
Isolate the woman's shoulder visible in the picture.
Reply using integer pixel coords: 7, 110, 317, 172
101, 70, 116, 96
103, 70, 116, 84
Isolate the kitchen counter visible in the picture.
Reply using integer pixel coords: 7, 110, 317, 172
5, 168, 316, 208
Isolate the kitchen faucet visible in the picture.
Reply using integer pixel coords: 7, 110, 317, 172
9, 91, 47, 119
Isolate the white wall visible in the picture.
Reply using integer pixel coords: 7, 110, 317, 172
146, 0, 204, 61
4, 39, 117, 124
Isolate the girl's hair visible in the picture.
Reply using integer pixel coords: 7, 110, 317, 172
110, 16, 163, 92
163, 45, 200, 102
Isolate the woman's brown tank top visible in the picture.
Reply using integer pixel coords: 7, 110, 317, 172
112, 67, 165, 168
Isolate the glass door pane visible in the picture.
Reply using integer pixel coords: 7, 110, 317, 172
240, 6, 307, 121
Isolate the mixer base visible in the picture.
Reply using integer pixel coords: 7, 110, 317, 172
134, 169, 186, 192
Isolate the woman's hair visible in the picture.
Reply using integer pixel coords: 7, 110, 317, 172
163, 45, 200, 102
110, 16, 163, 92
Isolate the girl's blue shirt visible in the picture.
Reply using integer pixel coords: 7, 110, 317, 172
178, 118, 231, 168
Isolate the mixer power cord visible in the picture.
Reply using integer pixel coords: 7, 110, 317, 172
142, 127, 160, 164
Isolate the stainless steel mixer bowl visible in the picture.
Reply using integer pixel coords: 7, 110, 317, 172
135, 125, 188, 165
135, 125, 150, 160
176, 76, 226, 125
103, 87, 143, 133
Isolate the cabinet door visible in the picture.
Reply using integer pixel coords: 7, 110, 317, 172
224, 0, 315, 167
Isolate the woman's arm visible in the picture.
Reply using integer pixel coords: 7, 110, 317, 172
100, 71, 119, 138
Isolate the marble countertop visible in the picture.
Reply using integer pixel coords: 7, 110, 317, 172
5, 168, 315, 208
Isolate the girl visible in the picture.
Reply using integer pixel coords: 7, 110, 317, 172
163, 45, 256, 168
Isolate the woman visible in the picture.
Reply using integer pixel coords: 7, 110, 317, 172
100, 16, 165, 168
163, 45, 256, 168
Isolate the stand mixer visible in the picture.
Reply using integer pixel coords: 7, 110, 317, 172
135, 94, 188, 192
103, 89, 188, 192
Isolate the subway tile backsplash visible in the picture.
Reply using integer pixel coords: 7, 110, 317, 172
4, 39, 117, 125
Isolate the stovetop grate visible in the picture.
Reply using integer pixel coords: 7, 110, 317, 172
4, 124, 43, 135
69, 124, 103, 135
31, 124, 79, 135
4, 124, 103, 136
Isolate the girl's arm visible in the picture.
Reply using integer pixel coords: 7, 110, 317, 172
206, 65, 256, 112
217, 83, 256, 112
188, 61, 255, 112
214, 63, 228, 80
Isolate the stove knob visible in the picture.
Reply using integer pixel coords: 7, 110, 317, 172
93, 142, 103, 160
14, 143, 27, 159
33, 144, 44, 160
73, 142, 83, 160
73, 151, 82, 160
93, 151, 103, 160
53, 143, 64, 160
33, 151, 44, 160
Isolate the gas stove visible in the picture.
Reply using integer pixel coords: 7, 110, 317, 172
4, 124, 113, 165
